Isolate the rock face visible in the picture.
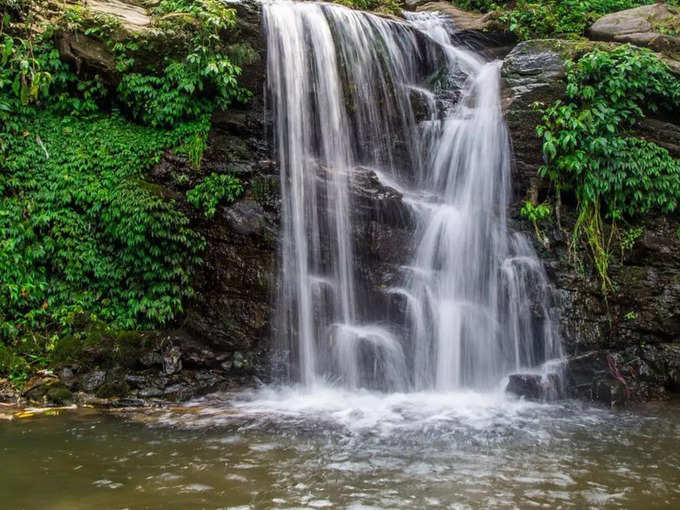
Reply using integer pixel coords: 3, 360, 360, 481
502, 39, 680, 405
589, 3, 680, 55
151, 0, 275, 383
416, 2, 513, 49
12, 0, 275, 406
16, 2, 677, 406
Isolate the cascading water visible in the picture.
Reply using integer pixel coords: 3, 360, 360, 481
264, 1, 561, 392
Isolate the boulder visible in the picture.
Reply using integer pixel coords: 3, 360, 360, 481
506, 373, 561, 400
80, 370, 106, 392
22, 373, 74, 405
162, 346, 183, 375
589, 3, 680, 56
0, 378, 19, 403
417, 2, 499, 32
84, 0, 152, 33
416, 2, 513, 47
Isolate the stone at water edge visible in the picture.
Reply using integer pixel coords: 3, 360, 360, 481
80, 370, 107, 392
506, 373, 561, 401
0, 378, 19, 403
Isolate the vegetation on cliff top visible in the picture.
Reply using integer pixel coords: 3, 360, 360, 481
536, 45, 680, 288
0, 0, 246, 380
452, 0, 679, 40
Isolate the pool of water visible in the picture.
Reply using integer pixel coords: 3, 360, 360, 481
2, 387, 680, 509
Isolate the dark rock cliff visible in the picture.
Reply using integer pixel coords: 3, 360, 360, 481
502, 40, 680, 405
20, 2, 680, 406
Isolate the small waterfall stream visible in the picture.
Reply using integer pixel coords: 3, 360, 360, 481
264, 1, 561, 392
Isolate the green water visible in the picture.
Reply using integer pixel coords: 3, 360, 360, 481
1, 391, 680, 509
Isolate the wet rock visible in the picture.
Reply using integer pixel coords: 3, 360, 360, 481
58, 367, 75, 383
163, 346, 183, 375
140, 350, 163, 368
111, 398, 146, 408
506, 373, 560, 400
124, 374, 148, 388
46, 385, 75, 406
562, 348, 680, 405
163, 383, 193, 401
96, 381, 130, 399
137, 385, 165, 399
222, 200, 273, 237
0, 378, 19, 403
81, 370, 106, 392
351, 167, 411, 228
231, 352, 251, 372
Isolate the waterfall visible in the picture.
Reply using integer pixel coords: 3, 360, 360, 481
264, 1, 561, 392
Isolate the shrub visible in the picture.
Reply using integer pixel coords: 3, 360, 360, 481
116, 0, 251, 127
537, 45, 680, 288
187, 173, 244, 218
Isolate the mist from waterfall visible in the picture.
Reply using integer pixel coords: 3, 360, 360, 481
264, 1, 561, 392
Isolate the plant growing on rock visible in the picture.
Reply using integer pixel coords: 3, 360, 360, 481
187, 173, 244, 218
537, 45, 680, 289
0, 8, 223, 380
116, 0, 251, 127
520, 200, 552, 244
457, 0, 679, 40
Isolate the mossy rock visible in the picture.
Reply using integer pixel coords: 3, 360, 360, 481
52, 318, 161, 370
95, 381, 131, 399
46, 384, 75, 406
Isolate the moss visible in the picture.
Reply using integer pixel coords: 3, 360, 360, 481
95, 381, 130, 398
51, 318, 159, 370
46, 384, 74, 405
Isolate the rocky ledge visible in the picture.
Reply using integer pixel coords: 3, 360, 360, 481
502, 36, 680, 406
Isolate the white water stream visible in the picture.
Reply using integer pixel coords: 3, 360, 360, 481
264, 1, 561, 395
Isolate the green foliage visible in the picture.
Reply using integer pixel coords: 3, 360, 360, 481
176, 132, 208, 169
334, 0, 404, 15
187, 173, 244, 218
455, 0, 677, 40
1, 111, 206, 337
503, 0, 657, 40
0, 16, 218, 379
0, 30, 52, 107
117, 49, 248, 127
620, 226, 643, 251
451, 1, 510, 13
116, 0, 251, 127
654, 11, 680, 36
521, 200, 552, 222
537, 45, 680, 288
521, 200, 552, 242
